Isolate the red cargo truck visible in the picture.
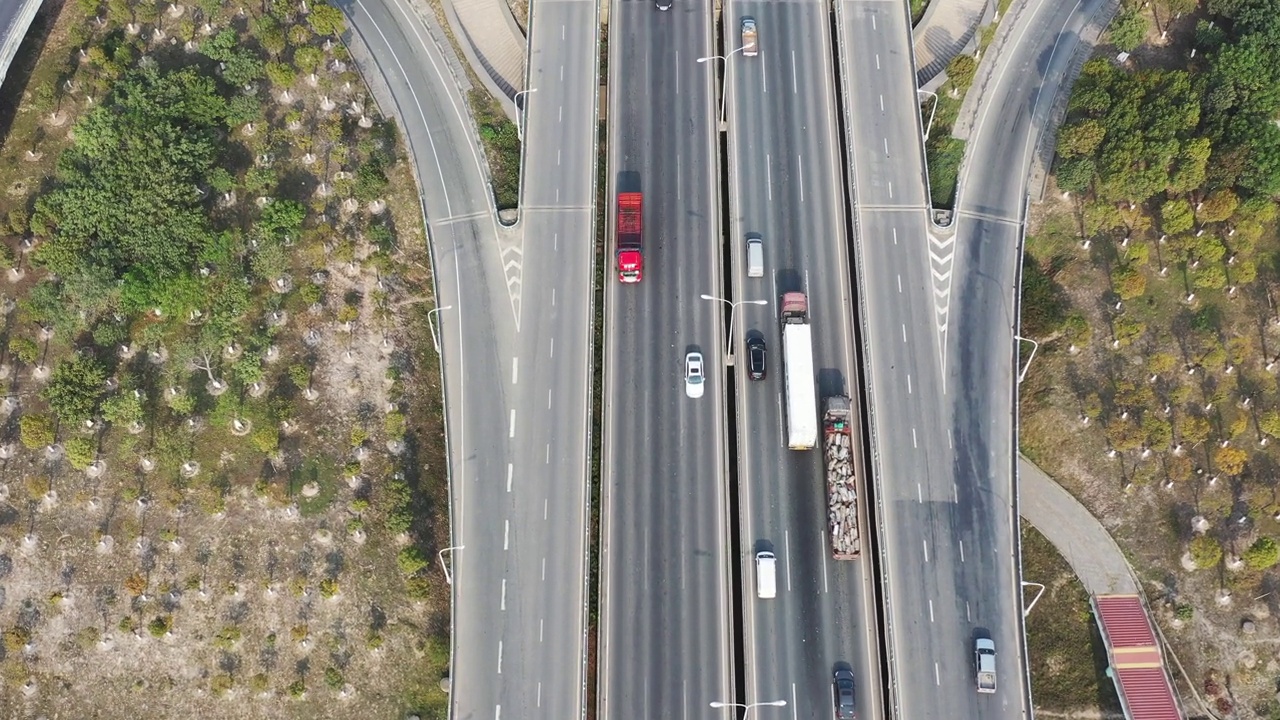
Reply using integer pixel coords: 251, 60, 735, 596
616, 192, 643, 283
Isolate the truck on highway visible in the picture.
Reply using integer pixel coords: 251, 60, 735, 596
740, 17, 758, 57
616, 191, 643, 283
824, 396, 860, 559
975, 638, 997, 693
780, 292, 817, 450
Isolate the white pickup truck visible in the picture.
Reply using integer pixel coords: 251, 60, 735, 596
975, 638, 997, 693
740, 17, 758, 57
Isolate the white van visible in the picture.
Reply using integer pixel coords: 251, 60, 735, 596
746, 236, 764, 278
755, 551, 777, 599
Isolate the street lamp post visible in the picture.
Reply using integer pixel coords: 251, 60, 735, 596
697, 47, 748, 130
919, 89, 939, 142
427, 305, 453, 356
708, 699, 788, 719
438, 545, 463, 585
701, 294, 768, 365
514, 88, 538, 142
1015, 335, 1039, 383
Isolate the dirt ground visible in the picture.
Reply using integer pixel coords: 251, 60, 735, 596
0, 1, 450, 717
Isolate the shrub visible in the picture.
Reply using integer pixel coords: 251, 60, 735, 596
251, 426, 279, 454
251, 673, 269, 693
8, 337, 38, 364
319, 578, 339, 598
397, 547, 428, 576
324, 666, 343, 689
64, 436, 95, 470
118, 616, 136, 633
211, 673, 233, 694
384, 412, 406, 440
3, 626, 31, 653
147, 615, 172, 637
1189, 535, 1222, 569
25, 475, 51, 501
288, 679, 306, 698
213, 625, 241, 650
1243, 537, 1280, 571
19, 414, 55, 449
350, 426, 369, 447
125, 572, 148, 596
291, 624, 309, 643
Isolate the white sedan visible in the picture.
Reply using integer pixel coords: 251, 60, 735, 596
685, 352, 705, 398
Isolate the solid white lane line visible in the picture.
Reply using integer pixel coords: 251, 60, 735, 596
820, 530, 830, 593
929, 599, 934, 622
495, 705, 500, 720
902, 324, 907, 342
791, 50, 798, 93
912, 428, 918, 448
893, 227, 898, 244
791, 684, 798, 720
879, 94, 884, 111
504, 520, 510, 550
561, 24, 565, 39
948, 429, 953, 447
548, 389, 552, 409
551, 288, 556, 306
784, 530, 793, 592
935, 663, 941, 686
907, 374, 912, 394
512, 357, 519, 385
923, 539, 930, 563
545, 444, 550, 463
883, 138, 889, 156
497, 642, 503, 674
871, 13, 876, 29
766, 154, 773, 201
557, 149, 561, 166
501, 578, 506, 610
917, 483, 922, 503
539, 618, 544, 642
559, 105, 563, 123
876, 54, 881, 70
543, 498, 548, 520
507, 464, 513, 492
797, 155, 805, 202
537, 682, 542, 707
554, 233, 558, 251
509, 409, 516, 437
888, 181, 894, 199
542, 557, 546, 581
960, 541, 966, 562
897, 275, 902, 292
967, 602, 972, 621
549, 338, 554, 358
560, 65, 563, 81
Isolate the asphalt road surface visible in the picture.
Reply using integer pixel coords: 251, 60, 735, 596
346, 0, 595, 717
947, 0, 1117, 713
0, 0, 43, 90
723, 1, 883, 718
598, 0, 732, 717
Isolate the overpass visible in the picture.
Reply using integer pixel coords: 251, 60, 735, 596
0, 0, 43, 92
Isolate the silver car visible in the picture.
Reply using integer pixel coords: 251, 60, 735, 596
684, 352, 705, 398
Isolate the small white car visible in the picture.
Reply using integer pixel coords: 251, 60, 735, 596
685, 352, 705, 398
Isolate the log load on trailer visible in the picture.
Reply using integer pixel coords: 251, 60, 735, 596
616, 192, 643, 283
824, 396, 861, 559
780, 292, 818, 450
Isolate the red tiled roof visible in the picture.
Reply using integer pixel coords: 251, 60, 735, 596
1092, 594, 1183, 720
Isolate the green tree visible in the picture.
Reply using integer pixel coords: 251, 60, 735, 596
396, 547, 428, 576
19, 414, 56, 449
1180, 414, 1213, 445
1160, 198, 1195, 235
1197, 189, 1239, 224
1243, 537, 1280, 571
307, 3, 346, 36
222, 50, 265, 87
294, 46, 324, 74
1189, 535, 1222, 569
42, 353, 107, 424
1109, 6, 1150, 52
102, 390, 145, 426
1056, 119, 1106, 158
1142, 413, 1173, 449
945, 54, 978, 92
264, 61, 296, 88
8, 336, 39, 364
64, 436, 95, 470
1112, 263, 1147, 300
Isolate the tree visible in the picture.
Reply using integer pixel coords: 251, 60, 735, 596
1243, 537, 1280, 570
1160, 198, 1195, 235
307, 3, 346, 37
1180, 414, 1212, 446
19, 414, 55, 449
1113, 263, 1147, 300
1197, 189, 1239, 224
1214, 445, 1248, 476
946, 54, 978, 92
264, 61, 296, 89
396, 547, 428, 576
1109, 7, 1150, 52
1057, 119, 1106, 158
64, 437, 95, 470
1054, 156, 1095, 193
1189, 535, 1222, 569
294, 46, 324, 75
8, 336, 39, 365
102, 390, 145, 426
42, 353, 107, 424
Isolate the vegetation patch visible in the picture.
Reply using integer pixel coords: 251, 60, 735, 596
1023, 0, 1280, 713
469, 89, 521, 211
1021, 523, 1120, 713
923, 54, 974, 209
0, 0, 450, 716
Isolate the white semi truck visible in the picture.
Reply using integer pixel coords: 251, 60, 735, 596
780, 292, 817, 450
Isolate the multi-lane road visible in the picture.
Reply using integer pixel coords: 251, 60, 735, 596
598, 0, 733, 718
725, 0, 883, 717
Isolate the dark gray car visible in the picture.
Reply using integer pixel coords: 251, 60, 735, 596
747, 336, 766, 381
833, 668, 856, 719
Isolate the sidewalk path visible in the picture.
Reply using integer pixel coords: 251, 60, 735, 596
913, 0, 987, 87
1018, 454, 1137, 595
442, 0, 526, 101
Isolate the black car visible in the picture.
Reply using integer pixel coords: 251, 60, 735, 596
746, 336, 766, 380
833, 668, 856, 719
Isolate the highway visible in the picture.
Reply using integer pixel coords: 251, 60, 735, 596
345, 0, 596, 717
598, 0, 733, 717
834, 0, 1022, 718
723, 1, 883, 718
0, 0, 42, 90
948, 0, 1117, 712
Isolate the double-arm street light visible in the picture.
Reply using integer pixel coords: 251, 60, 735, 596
701, 294, 768, 365
697, 46, 748, 130
709, 699, 788, 719
514, 87, 538, 142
